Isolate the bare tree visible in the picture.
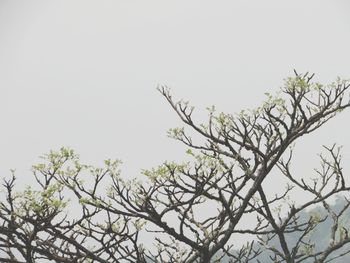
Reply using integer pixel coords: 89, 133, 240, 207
1, 72, 350, 263
0, 155, 146, 263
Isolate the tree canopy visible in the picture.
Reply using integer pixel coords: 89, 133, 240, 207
1, 72, 350, 263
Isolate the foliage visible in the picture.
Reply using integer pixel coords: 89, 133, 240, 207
1, 72, 350, 263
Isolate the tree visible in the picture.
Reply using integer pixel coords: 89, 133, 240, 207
1, 72, 350, 263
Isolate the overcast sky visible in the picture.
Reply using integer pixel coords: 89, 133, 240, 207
1, 0, 350, 191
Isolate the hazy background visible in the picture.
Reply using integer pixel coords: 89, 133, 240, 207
1, 0, 350, 195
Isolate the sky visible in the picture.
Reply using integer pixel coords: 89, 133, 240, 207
1, 0, 350, 194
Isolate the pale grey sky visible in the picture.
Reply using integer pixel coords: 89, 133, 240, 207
1, 0, 350, 190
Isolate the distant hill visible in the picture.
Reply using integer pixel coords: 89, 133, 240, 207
219, 196, 350, 263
